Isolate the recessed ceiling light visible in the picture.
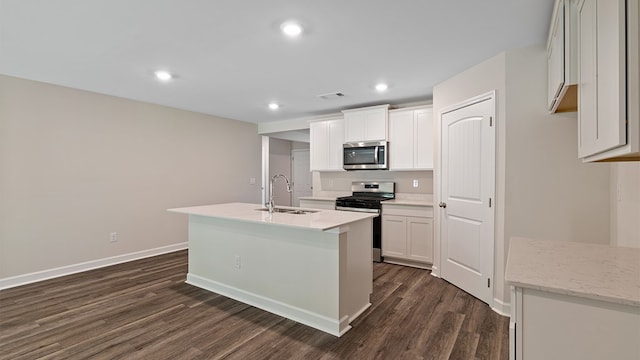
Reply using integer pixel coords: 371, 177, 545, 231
268, 103, 280, 110
375, 83, 388, 92
154, 70, 173, 81
281, 21, 303, 37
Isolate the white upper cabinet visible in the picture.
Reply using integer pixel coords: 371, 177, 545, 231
389, 106, 434, 170
342, 104, 389, 142
548, 0, 578, 113
310, 117, 344, 171
577, 0, 640, 161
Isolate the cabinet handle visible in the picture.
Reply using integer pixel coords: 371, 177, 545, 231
438, 202, 447, 208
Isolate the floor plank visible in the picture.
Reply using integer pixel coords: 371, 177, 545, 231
0, 250, 509, 359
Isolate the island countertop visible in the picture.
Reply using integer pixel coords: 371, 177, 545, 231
168, 202, 376, 231
505, 237, 640, 306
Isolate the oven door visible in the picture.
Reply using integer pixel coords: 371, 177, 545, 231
343, 141, 387, 170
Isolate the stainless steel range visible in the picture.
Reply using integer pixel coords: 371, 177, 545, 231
335, 181, 395, 262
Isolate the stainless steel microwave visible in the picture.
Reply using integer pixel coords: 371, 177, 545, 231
343, 141, 388, 170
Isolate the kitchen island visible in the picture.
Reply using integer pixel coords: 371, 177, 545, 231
168, 202, 376, 336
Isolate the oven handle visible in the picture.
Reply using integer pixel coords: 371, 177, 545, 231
336, 206, 380, 214
374, 145, 379, 165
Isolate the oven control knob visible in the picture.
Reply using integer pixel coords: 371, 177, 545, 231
438, 202, 447, 208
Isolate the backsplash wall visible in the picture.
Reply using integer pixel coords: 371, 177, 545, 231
313, 170, 433, 196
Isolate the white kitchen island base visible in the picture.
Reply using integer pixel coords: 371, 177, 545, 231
170, 203, 375, 337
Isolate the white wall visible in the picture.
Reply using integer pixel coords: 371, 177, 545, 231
0, 75, 262, 280
611, 163, 640, 248
433, 46, 611, 308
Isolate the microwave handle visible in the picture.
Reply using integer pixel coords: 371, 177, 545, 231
374, 146, 379, 164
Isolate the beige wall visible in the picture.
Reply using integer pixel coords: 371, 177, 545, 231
0, 75, 262, 279
503, 47, 611, 244
291, 141, 310, 150
433, 46, 611, 307
611, 163, 640, 248
268, 137, 292, 206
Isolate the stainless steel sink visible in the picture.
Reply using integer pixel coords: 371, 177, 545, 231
287, 209, 318, 214
255, 207, 318, 214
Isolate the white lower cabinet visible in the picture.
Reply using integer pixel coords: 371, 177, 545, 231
382, 204, 433, 268
511, 286, 640, 360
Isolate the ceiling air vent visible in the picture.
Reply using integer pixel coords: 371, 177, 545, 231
317, 92, 345, 100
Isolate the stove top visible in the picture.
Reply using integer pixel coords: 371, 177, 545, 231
335, 181, 395, 209
336, 195, 393, 202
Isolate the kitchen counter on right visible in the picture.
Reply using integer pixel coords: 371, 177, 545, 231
505, 236, 640, 360
386, 193, 433, 207
505, 237, 640, 306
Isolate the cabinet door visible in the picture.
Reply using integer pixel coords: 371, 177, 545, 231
407, 217, 433, 263
344, 112, 366, 143
548, 1, 565, 111
344, 106, 389, 142
382, 215, 407, 257
309, 121, 328, 171
414, 109, 434, 170
389, 110, 415, 170
578, 0, 627, 158
517, 288, 640, 360
364, 110, 387, 141
327, 119, 344, 170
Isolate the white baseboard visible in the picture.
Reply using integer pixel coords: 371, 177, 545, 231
187, 273, 348, 337
0, 243, 187, 290
492, 297, 511, 317
430, 265, 440, 278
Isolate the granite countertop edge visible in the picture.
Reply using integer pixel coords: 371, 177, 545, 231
505, 237, 640, 307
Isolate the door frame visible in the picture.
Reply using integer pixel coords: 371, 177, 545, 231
434, 90, 496, 306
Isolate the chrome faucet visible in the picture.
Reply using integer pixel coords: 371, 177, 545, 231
266, 174, 292, 214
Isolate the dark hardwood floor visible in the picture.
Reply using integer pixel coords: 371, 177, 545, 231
0, 250, 509, 359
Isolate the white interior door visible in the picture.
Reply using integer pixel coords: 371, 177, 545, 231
291, 149, 312, 207
439, 92, 495, 305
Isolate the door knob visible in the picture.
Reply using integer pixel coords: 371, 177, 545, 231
439, 202, 447, 208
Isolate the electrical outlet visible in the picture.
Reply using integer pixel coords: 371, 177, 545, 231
413, 179, 419, 188
234, 255, 241, 269
110, 232, 117, 242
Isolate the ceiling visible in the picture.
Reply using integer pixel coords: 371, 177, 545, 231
0, 0, 554, 124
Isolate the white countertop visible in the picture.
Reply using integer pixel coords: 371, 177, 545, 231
168, 202, 376, 231
505, 237, 640, 306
